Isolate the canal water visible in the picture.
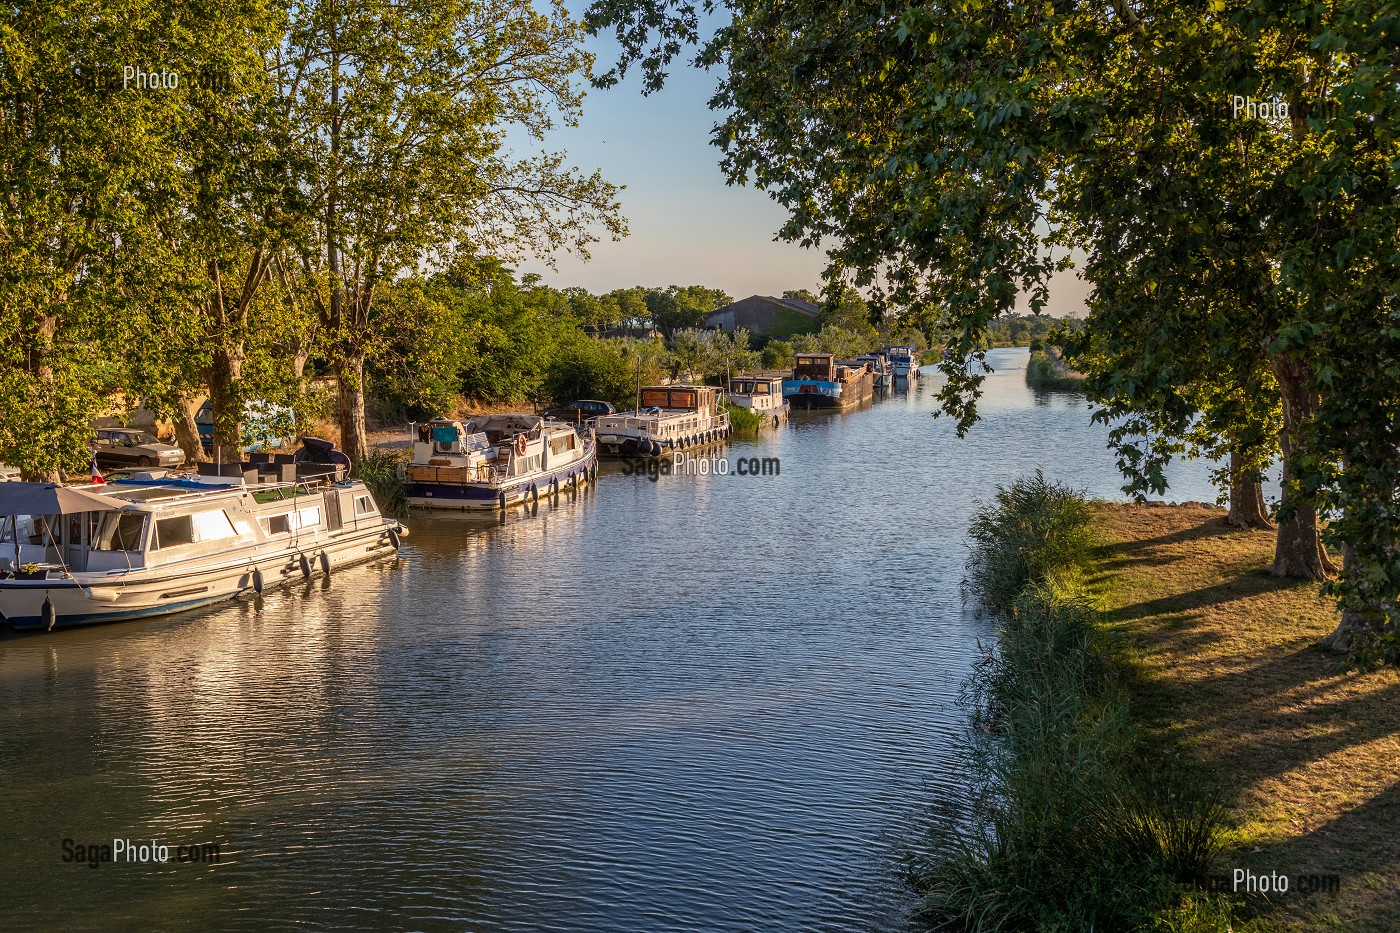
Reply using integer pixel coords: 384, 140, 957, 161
0, 349, 1222, 931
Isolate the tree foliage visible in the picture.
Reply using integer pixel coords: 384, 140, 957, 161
583, 0, 1400, 654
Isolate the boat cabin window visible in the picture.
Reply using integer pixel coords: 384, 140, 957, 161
354, 495, 376, 515
549, 435, 574, 455
153, 511, 237, 550
260, 505, 322, 535
90, 511, 148, 551
4, 515, 50, 547
154, 515, 194, 548
794, 358, 835, 379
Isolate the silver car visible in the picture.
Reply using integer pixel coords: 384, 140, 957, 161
91, 428, 185, 469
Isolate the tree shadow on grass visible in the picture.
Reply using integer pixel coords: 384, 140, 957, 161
1228, 778, 1400, 933
1094, 514, 1245, 552
1106, 572, 1290, 623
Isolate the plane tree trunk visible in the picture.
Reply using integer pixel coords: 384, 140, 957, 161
20, 312, 63, 483
1226, 447, 1273, 530
335, 350, 369, 466
1269, 353, 1336, 579
208, 342, 245, 464
171, 392, 206, 465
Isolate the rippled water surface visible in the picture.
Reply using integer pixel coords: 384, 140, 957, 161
0, 350, 1222, 931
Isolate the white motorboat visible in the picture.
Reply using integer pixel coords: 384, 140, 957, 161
883, 345, 920, 380
402, 415, 596, 510
726, 375, 789, 428
0, 476, 405, 631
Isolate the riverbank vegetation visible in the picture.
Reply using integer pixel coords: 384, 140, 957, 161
982, 313, 1084, 350
929, 480, 1400, 930
915, 475, 1251, 931
1025, 347, 1086, 392
720, 402, 762, 434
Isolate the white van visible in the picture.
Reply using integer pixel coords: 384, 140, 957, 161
196, 399, 296, 453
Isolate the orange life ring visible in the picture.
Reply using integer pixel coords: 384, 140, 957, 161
513, 433, 528, 457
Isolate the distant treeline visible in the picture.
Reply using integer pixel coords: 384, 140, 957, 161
978, 314, 1085, 349
369, 268, 929, 423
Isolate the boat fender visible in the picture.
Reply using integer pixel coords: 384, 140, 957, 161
298, 553, 312, 579
649, 440, 662, 457
252, 567, 266, 594
514, 433, 528, 456
42, 595, 57, 632
498, 491, 508, 511
318, 550, 331, 576
82, 587, 121, 603
550, 478, 559, 498
388, 526, 402, 549
530, 485, 539, 504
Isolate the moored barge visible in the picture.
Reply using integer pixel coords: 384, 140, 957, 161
594, 386, 732, 458
782, 354, 875, 411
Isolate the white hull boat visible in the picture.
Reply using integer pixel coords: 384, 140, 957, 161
402, 415, 596, 511
0, 476, 405, 631
726, 375, 789, 429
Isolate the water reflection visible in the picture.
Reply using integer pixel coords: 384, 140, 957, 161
0, 349, 1225, 931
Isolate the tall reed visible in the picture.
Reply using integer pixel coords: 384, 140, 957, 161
914, 474, 1240, 931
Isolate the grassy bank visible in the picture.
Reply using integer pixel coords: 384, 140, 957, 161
1092, 504, 1400, 932
1026, 347, 1086, 391
915, 474, 1242, 931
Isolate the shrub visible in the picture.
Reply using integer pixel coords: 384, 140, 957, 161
722, 401, 762, 433
353, 448, 408, 519
544, 338, 640, 409
964, 470, 1093, 613
1026, 348, 1086, 391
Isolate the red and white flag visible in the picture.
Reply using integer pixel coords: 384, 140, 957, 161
90, 456, 106, 486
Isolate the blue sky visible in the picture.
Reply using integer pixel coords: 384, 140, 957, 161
518, 11, 1090, 315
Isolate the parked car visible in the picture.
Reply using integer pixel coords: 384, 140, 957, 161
91, 428, 185, 469
540, 399, 615, 424
196, 399, 296, 452
0, 463, 19, 482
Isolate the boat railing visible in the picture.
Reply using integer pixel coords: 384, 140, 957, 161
102, 470, 351, 508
